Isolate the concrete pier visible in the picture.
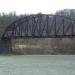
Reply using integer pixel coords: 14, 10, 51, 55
0, 38, 12, 54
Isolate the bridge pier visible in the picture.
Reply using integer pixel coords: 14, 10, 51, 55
0, 38, 12, 54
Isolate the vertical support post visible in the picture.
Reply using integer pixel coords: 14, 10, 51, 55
46, 16, 49, 37
62, 19, 64, 36
38, 14, 42, 36
19, 25, 22, 37
54, 16, 56, 37
72, 21, 73, 36
26, 17, 28, 36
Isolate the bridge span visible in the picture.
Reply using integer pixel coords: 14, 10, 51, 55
2, 14, 75, 39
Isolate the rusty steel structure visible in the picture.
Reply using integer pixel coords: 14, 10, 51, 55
2, 14, 75, 38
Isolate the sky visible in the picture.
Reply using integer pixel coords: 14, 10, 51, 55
0, 0, 75, 15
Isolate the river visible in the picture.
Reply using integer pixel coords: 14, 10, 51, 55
0, 55, 75, 75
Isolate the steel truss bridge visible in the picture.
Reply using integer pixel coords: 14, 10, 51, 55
2, 14, 75, 39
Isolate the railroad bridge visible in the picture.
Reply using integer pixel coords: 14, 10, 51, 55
0, 14, 75, 53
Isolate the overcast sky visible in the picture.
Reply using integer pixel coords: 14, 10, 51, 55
0, 0, 75, 15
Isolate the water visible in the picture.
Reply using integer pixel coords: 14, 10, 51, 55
0, 55, 75, 75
